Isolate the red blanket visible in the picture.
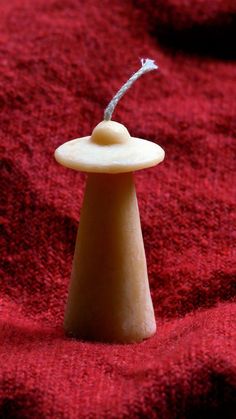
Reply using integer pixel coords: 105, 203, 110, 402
1, 0, 236, 417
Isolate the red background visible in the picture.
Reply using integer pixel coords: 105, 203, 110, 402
1, 0, 236, 417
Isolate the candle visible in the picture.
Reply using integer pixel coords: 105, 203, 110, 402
55, 60, 165, 343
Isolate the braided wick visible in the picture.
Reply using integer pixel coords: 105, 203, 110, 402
104, 58, 158, 121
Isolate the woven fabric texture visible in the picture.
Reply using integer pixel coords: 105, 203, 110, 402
1, 0, 236, 417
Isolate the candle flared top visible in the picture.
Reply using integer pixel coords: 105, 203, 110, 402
54, 121, 165, 174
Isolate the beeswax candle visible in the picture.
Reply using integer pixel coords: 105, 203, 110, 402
55, 59, 165, 342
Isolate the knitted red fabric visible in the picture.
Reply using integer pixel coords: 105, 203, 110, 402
1, 0, 236, 417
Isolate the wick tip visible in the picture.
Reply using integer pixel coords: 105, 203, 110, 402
141, 58, 158, 71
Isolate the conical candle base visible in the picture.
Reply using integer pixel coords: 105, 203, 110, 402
64, 173, 156, 343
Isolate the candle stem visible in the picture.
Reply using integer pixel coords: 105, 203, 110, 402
64, 172, 156, 342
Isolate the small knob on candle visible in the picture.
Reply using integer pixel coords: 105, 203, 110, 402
91, 121, 130, 145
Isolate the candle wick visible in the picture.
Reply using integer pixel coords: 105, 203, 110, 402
104, 58, 158, 122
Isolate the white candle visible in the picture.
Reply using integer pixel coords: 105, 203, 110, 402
55, 60, 165, 342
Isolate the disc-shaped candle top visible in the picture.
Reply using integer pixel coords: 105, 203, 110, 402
54, 120, 165, 174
